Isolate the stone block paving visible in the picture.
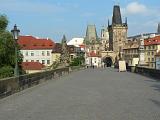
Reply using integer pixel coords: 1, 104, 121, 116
0, 68, 160, 120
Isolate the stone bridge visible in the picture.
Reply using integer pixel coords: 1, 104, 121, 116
0, 68, 160, 120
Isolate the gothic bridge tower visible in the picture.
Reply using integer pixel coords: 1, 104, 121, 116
108, 5, 128, 58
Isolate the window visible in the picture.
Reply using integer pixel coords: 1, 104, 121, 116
36, 60, 39, 62
149, 46, 151, 50
152, 52, 154, 55
47, 60, 50, 64
31, 60, 34, 62
151, 63, 154, 68
42, 60, 45, 64
42, 51, 45, 56
148, 52, 150, 55
47, 51, 50, 56
31, 52, 34, 56
26, 60, 28, 62
148, 58, 150, 62
70, 55, 74, 60
152, 46, 155, 49
152, 58, 154, 62
25, 51, 28, 56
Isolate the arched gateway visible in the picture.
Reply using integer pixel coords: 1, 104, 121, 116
103, 57, 113, 67
101, 51, 117, 67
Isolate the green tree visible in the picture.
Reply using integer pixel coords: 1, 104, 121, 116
70, 56, 85, 66
0, 14, 23, 78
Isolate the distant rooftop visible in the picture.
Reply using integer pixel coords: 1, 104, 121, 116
18, 35, 55, 50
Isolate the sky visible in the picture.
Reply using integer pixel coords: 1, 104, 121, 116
0, 0, 160, 42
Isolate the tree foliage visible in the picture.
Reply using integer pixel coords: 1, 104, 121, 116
70, 56, 85, 66
0, 14, 22, 78
0, 66, 13, 78
0, 15, 8, 31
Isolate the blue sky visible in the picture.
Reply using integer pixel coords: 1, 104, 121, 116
0, 0, 160, 42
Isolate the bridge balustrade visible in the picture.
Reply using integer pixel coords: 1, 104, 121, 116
0, 67, 70, 99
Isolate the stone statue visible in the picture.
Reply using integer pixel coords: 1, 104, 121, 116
60, 35, 70, 67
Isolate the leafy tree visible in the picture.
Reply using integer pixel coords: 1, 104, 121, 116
0, 66, 13, 78
0, 14, 23, 78
70, 56, 85, 66
0, 15, 8, 31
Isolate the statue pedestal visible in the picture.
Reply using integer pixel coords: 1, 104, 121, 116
118, 60, 126, 72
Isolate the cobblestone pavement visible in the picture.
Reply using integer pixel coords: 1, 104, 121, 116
0, 68, 160, 120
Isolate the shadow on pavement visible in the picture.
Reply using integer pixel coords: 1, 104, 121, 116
150, 99, 160, 108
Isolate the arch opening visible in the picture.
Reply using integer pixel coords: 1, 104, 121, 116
103, 57, 112, 67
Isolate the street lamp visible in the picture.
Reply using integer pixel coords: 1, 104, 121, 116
11, 24, 20, 77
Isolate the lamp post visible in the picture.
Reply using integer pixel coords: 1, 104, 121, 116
11, 24, 20, 77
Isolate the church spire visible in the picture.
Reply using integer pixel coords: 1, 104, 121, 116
125, 17, 128, 25
108, 19, 110, 27
158, 23, 160, 34
112, 5, 122, 25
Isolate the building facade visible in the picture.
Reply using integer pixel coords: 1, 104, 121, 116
144, 36, 160, 68
18, 36, 55, 66
84, 25, 102, 67
100, 27, 109, 51
108, 5, 128, 56
123, 40, 139, 66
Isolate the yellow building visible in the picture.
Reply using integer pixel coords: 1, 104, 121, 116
144, 36, 160, 69
52, 43, 61, 63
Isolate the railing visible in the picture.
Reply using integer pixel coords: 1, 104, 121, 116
135, 67, 160, 79
0, 67, 70, 99
127, 66, 160, 80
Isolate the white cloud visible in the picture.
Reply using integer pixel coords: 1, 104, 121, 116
123, 2, 148, 15
126, 2, 147, 14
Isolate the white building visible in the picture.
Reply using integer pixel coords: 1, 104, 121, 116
18, 36, 55, 66
67, 38, 84, 50
85, 51, 102, 68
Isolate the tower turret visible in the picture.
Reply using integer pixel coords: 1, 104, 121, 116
112, 5, 122, 25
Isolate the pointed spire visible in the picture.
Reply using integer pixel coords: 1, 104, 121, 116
125, 17, 127, 25
85, 25, 98, 41
158, 23, 160, 33
108, 19, 110, 27
61, 34, 67, 43
112, 5, 122, 25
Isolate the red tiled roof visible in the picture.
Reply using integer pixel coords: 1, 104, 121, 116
144, 36, 160, 46
18, 36, 55, 50
21, 62, 45, 70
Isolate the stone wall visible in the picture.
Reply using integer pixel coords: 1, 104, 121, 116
0, 67, 70, 99
135, 67, 160, 79
128, 66, 160, 80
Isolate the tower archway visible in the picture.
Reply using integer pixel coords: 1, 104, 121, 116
103, 57, 113, 67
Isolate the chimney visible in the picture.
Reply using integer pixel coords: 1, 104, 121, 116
112, 5, 122, 25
